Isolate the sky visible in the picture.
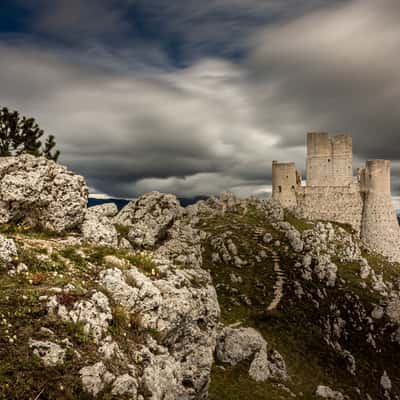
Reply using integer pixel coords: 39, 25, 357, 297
1, 0, 400, 199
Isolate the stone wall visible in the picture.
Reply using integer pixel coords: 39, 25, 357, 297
295, 184, 363, 232
271, 132, 400, 263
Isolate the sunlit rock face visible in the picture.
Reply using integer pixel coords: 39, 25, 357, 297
0, 154, 88, 233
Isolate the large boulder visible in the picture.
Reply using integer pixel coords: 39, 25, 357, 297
113, 191, 183, 249
216, 326, 288, 383
100, 257, 220, 398
216, 326, 267, 366
81, 207, 118, 247
0, 155, 88, 233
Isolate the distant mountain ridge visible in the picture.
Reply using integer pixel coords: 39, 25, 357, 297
88, 196, 208, 210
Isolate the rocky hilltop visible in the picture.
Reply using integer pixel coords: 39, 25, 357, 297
1, 156, 400, 400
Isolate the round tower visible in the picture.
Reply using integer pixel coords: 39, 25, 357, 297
361, 159, 400, 262
361, 160, 391, 194
272, 161, 299, 208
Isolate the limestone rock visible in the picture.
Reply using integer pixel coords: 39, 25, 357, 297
98, 336, 123, 360
248, 348, 270, 381
16, 262, 28, 273
268, 349, 289, 381
81, 210, 118, 247
371, 305, 384, 320
29, 339, 66, 367
88, 203, 118, 218
315, 385, 344, 400
286, 228, 304, 253
0, 155, 88, 232
217, 326, 288, 383
141, 354, 181, 400
80, 362, 114, 396
0, 235, 17, 264
314, 255, 338, 287
114, 191, 183, 249
263, 232, 273, 244
111, 374, 138, 397
359, 258, 371, 279
100, 262, 220, 398
48, 291, 112, 343
381, 370, 392, 391
119, 237, 133, 250
385, 298, 400, 323
216, 327, 266, 365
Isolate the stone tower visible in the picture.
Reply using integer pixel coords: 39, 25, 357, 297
271, 161, 300, 208
306, 132, 353, 187
359, 160, 400, 261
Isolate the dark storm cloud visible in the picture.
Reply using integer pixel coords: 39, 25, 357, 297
0, 42, 283, 197
12, 0, 129, 41
10, 0, 336, 64
246, 0, 400, 165
1, 0, 400, 197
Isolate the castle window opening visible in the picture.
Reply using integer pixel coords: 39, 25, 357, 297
278, 186, 282, 193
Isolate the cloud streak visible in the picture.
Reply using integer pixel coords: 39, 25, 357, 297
0, 43, 284, 197
1, 0, 400, 198
246, 0, 400, 161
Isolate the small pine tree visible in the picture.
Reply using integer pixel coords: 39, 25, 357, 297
43, 135, 60, 161
0, 106, 60, 161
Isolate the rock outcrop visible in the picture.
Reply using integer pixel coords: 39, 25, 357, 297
114, 191, 183, 249
81, 205, 119, 247
216, 326, 288, 382
23, 191, 220, 400
2, 185, 400, 400
0, 155, 88, 232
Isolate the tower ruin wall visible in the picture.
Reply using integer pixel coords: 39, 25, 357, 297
271, 161, 299, 208
360, 160, 400, 262
271, 132, 400, 263
306, 132, 353, 187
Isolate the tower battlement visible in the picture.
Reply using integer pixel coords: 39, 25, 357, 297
272, 133, 400, 263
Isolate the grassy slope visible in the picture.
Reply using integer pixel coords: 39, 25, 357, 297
0, 228, 157, 400
200, 206, 400, 400
1, 210, 400, 399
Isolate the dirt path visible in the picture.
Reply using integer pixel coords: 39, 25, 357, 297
266, 250, 285, 312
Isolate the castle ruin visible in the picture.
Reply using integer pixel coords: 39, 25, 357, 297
272, 132, 400, 262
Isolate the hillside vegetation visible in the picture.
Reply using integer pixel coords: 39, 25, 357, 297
0, 177, 400, 399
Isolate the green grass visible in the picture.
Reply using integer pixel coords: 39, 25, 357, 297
0, 237, 151, 399
0, 221, 66, 239
284, 211, 314, 232
209, 362, 292, 400
200, 206, 400, 399
115, 224, 130, 240
2, 204, 400, 399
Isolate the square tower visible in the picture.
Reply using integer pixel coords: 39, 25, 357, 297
306, 132, 353, 187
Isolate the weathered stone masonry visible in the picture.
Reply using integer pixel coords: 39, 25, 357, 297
272, 132, 400, 262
